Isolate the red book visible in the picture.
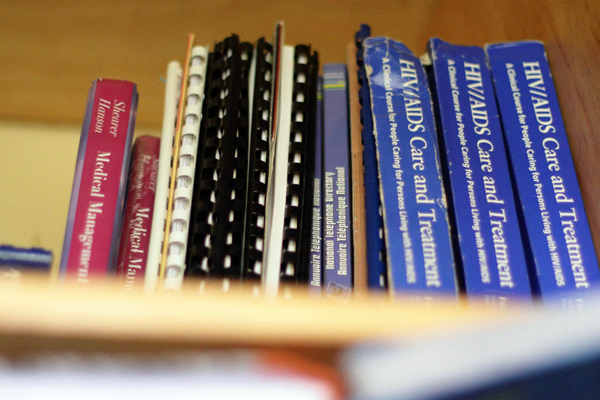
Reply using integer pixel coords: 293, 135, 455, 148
60, 79, 138, 282
115, 136, 160, 290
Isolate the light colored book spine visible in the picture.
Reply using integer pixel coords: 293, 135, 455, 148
263, 45, 295, 297
144, 61, 182, 293
163, 46, 209, 291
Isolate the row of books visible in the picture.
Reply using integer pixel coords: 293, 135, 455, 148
59, 23, 600, 306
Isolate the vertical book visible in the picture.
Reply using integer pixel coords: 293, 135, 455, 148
363, 37, 456, 298
115, 135, 160, 290
487, 41, 600, 306
60, 79, 138, 281
427, 38, 532, 304
322, 63, 353, 298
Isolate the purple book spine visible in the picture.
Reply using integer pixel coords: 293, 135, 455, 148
309, 78, 324, 294
323, 64, 353, 297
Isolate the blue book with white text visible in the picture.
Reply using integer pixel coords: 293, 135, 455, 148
428, 38, 532, 304
322, 64, 353, 297
355, 24, 388, 291
487, 41, 600, 306
363, 37, 457, 298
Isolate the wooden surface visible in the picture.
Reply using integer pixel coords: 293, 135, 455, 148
0, 0, 599, 354
1, 0, 600, 259
0, 276, 522, 356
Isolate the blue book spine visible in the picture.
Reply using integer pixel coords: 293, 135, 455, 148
356, 24, 388, 291
0, 245, 52, 269
487, 41, 600, 305
428, 38, 532, 304
309, 78, 324, 293
363, 37, 457, 297
323, 64, 353, 297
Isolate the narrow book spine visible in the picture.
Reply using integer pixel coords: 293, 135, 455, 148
363, 38, 456, 297
487, 41, 600, 306
309, 78, 324, 293
0, 246, 52, 269
186, 36, 252, 284
280, 45, 319, 285
60, 79, 138, 282
242, 38, 274, 283
428, 38, 532, 304
115, 136, 160, 290
323, 63, 353, 298
145, 61, 182, 293
346, 41, 368, 294
163, 45, 209, 291
355, 25, 388, 291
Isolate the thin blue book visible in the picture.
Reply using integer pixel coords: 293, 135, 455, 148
363, 37, 456, 297
355, 24, 388, 291
0, 245, 52, 269
487, 41, 600, 306
427, 38, 532, 304
309, 77, 323, 294
323, 64, 353, 297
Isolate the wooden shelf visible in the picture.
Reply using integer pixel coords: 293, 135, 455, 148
0, 0, 598, 360
0, 276, 523, 360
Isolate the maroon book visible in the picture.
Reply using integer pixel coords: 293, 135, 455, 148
115, 136, 160, 290
60, 79, 138, 282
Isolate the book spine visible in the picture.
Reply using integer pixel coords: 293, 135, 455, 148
115, 136, 160, 290
309, 78, 324, 293
163, 46, 209, 290
346, 43, 368, 294
363, 38, 456, 297
242, 39, 274, 283
487, 41, 600, 305
186, 37, 252, 283
355, 25, 388, 291
262, 44, 295, 296
280, 45, 319, 285
428, 39, 532, 304
144, 61, 182, 293
323, 63, 353, 297
0, 246, 52, 269
60, 79, 138, 281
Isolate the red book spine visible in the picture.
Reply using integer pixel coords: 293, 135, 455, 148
115, 136, 160, 290
60, 79, 138, 281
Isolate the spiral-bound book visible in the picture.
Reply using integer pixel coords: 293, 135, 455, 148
279, 45, 319, 287
144, 61, 182, 293
263, 23, 295, 296
161, 45, 209, 291
186, 36, 253, 286
242, 38, 274, 284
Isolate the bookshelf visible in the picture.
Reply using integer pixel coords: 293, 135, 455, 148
0, 0, 598, 364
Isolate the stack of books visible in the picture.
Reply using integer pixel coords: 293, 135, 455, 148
58, 23, 600, 306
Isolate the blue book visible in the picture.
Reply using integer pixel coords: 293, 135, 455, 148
363, 37, 456, 297
309, 78, 323, 293
428, 38, 532, 304
0, 245, 52, 269
323, 64, 353, 297
0, 245, 52, 279
487, 41, 600, 305
355, 24, 388, 291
